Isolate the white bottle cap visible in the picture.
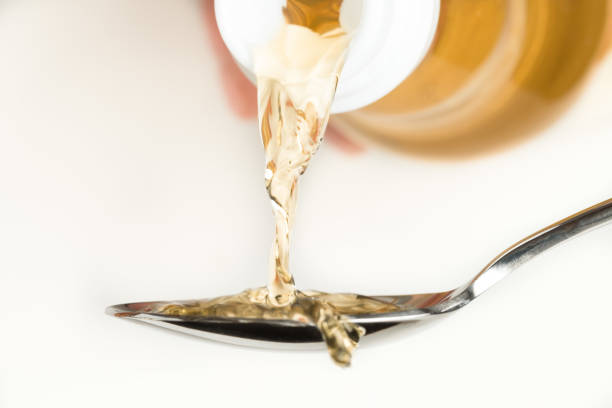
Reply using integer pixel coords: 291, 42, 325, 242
214, 0, 440, 113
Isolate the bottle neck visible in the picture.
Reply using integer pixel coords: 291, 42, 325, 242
214, 0, 440, 113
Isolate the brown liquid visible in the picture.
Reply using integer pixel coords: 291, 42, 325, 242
159, 0, 391, 366
334, 0, 612, 158
161, 288, 398, 366
158, 0, 612, 365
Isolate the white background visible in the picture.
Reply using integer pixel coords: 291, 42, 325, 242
1, 1, 611, 407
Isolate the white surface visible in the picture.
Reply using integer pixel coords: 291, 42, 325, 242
215, 0, 440, 113
1, 1, 612, 407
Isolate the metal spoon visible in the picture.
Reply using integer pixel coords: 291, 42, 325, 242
106, 198, 612, 348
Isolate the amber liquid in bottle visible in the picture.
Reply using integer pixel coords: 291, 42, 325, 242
334, 0, 612, 157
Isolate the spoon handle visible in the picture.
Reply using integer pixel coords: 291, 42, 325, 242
468, 198, 612, 298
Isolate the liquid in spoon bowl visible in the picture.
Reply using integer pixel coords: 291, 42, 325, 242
107, 289, 402, 366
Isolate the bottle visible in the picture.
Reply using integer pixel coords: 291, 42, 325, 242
215, 0, 612, 157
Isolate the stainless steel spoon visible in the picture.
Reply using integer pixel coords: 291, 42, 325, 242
106, 198, 612, 348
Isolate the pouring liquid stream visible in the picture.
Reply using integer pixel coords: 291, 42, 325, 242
161, 0, 399, 366
260, 0, 349, 306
